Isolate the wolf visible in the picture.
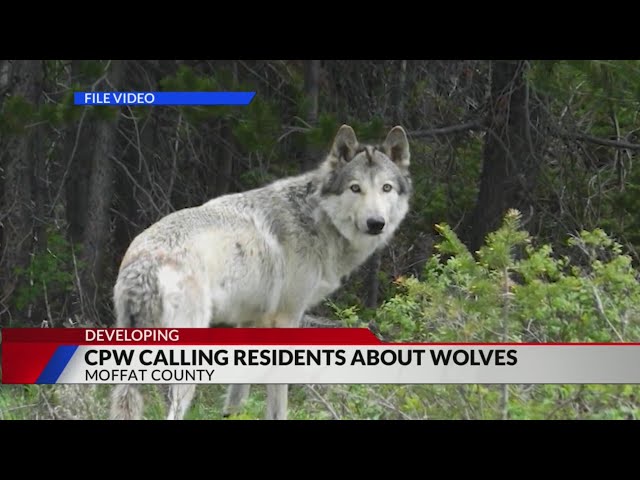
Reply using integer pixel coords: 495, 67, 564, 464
109, 124, 412, 420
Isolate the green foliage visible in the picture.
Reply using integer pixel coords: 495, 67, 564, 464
77, 60, 108, 80
160, 65, 222, 124
160, 64, 219, 92
374, 210, 640, 344
233, 96, 281, 155
348, 117, 386, 142
530, 60, 640, 117
604, 163, 640, 247
13, 230, 83, 314
528, 60, 640, 248
328, 210, 640, 419
87, 105, 119, 122
327, 300, 363, 328
158, 64, 255, 123
405, 139, 483, 233
1, 80, 106, 134
303, 113, 342, 148
0, 95, 36, 133
301, 114, 386, 151
0, 386, 42, 419
159, 64, 287, 156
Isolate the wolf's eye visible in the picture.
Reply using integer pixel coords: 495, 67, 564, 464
350, 184, 361, 193
382, 184, 393, 192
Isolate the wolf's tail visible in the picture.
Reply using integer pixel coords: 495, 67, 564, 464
113, 256, 163, 329
110, 257, 162, 420
110, 385, 144, 420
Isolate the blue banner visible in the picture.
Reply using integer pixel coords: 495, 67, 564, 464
74, 91, 256, 106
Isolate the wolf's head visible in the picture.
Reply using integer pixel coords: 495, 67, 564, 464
318, 124, 412, 247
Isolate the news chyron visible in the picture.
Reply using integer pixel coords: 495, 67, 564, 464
74, 91, 256, 106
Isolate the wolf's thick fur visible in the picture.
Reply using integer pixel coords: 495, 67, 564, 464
110, 125, 412, 420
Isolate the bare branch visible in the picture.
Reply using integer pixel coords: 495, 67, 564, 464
48, 98, 89, 216
558, 131, 640, 151
110, 154, 164, 218
305, 385, 341, 420
591, 284, 624, 342
409, 121, 483, 138
406, 118, 640, 154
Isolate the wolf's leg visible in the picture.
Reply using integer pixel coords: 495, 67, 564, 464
223, 384, 252, 417
264, 312, 300, 420
167, 384, 197, 420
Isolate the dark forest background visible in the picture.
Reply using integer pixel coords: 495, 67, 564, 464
2, 60, 640, 419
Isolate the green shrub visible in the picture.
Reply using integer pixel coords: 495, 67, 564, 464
13, 229, 82, 315
325, 209, 640, 419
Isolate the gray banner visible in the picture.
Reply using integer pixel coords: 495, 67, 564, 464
57, 345, 640, 384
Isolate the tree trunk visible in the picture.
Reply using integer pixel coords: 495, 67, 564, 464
363, 252, 382, 309
64, 61, 96, 245
363, 60, 407, 310
465, 60, 539, 253
216, 122, 234, 196
1, 60, 43, 322
303, 60, 320, 172
215, 61, 237, 197
65, 128, 93, 243
394, 60, 407, 123
80, 60, 124, 324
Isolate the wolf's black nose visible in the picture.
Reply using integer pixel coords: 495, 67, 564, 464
367, 217, 385, 234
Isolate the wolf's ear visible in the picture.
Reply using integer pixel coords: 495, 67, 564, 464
329, 124, 359, 165
382, 126, 410, 173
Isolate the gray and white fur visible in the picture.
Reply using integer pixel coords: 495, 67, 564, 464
110, 124, 412, 420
